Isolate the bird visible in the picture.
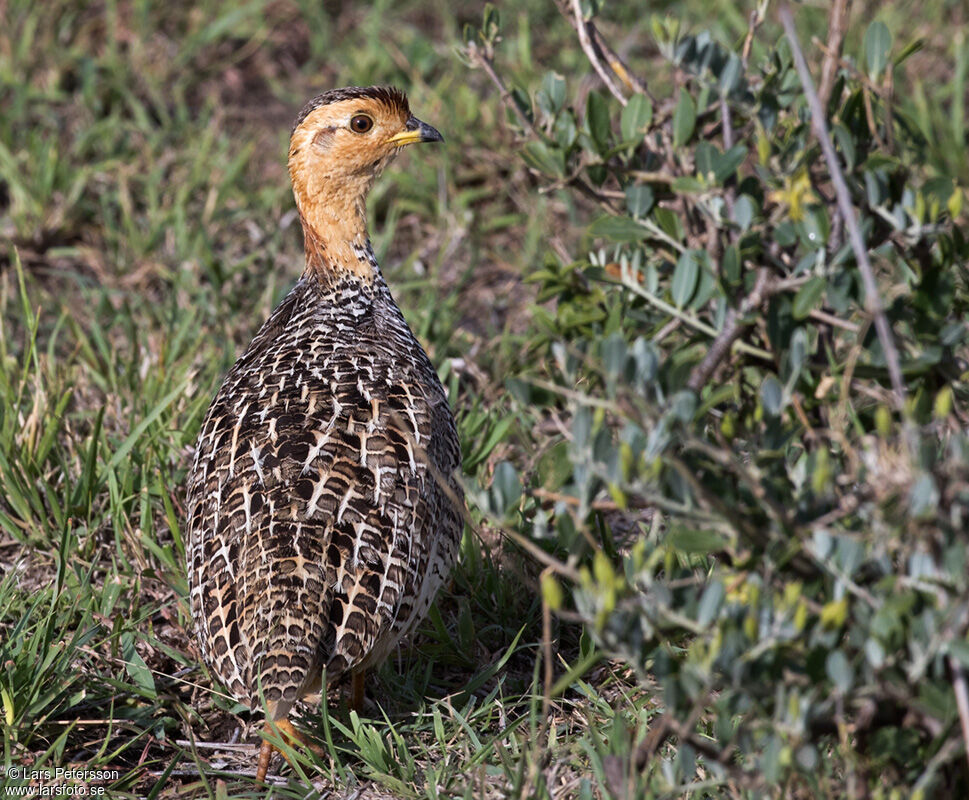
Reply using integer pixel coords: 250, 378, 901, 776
185, 86, 464, 782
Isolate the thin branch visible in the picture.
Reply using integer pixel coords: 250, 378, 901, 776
741, 3, 767, 67
620, 269, 774, 362
568, 0, 628, 106
570, 7, 656, 102
809, 307, 860, 333
174, 739, 255, 752
914, 736, 965, 794
720, 95, 734, 150
949, 656, 969, 777
499, 522, 583, 582
629, 169, 677, 184
778, 3, 907, 411
551, 0, 659, 105
467, 42, 540, 137
813, 38, 892, 100
687, 267, 773, 392
818, 0, 852, 109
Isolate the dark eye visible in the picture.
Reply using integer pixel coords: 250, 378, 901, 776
350, 114, 373, 133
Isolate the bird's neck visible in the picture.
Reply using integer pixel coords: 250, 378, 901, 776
291, 178, 377, 284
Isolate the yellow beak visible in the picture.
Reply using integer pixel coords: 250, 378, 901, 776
388, 117, 445, 147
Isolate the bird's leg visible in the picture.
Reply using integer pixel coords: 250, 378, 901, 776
350, 670, 366, 712
255, 717, 324, 783
256, 735, 274, 784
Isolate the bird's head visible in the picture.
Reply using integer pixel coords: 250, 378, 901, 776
287, 87, 443, 279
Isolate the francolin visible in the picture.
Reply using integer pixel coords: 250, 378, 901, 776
186, 86, 463, 782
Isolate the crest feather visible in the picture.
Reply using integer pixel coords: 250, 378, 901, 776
292, 86, 410, 133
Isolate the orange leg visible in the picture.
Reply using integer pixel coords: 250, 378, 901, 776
255, 717, 323, 783
256, 736, 274, 784
350, 670, 366, 712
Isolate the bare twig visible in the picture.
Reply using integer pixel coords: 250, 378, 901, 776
914, 736, 965, 794
629, 169, 677, 184
813, 37, 894, 100
574, 12, 655, 102
779, 3, 907, 411
741, 3, 767, 67
467, 42, 540, 137
809, 307, 860, 333
720, 95, 734, 150
553, 0, 656, 103
596, 36, 654, 100
686, 267, 773, 392
568, 0, 627, 106
175, 740, 255, 752
499, 522, 583, 582
818, 0, 852, 109
949, 656, 969, 776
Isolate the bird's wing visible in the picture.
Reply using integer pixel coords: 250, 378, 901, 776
300, 375, 456, 678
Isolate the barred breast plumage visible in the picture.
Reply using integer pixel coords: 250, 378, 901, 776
185, 86, 463, 781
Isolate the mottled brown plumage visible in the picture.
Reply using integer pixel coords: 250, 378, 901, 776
185, 86, 462, 781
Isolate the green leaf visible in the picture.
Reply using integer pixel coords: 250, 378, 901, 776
832, 123, 856, 169
948, 640, 969, 670
691, 261, 717, 309
671, 176, 705, 194
713, 145, 747, 182
909, 473, 939, 519
589, 214, 647, 242
695, 141, 716, 179
864, 21, 892, 78
893, 36, 924, 67
733, 195, 756, 230
541, 71, 566, 112
624, 185, 654, 217
601, 333, 627, 377
799, 206, 829, 247
697, 580, 725, 627
490, 461, 521, 517
670, 390, 697, 422
667, 526, 727, 554
671, 251, 699, 307
789, 327, 808, 375
826, 649, 853, 693
760, 376, 784, 416
586, 90, 611, 153
620, 93, 652, 141
121, 632, 156, 696
672, 88, 696, 148
554, 112, 578, 148
792, 276, 826, 319
521, 140, 565, 177
465, 414, 515, 470
653, 207, 684, 240
537, 440, 572, 491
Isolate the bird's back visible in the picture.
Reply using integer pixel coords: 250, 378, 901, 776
186, 269, 463, 711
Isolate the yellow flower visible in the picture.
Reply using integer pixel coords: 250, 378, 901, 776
769, 168, 816, 221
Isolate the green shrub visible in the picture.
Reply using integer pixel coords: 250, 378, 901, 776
466, 2, 969, 795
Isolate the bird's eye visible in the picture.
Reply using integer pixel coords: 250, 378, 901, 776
350, 114, 374, 133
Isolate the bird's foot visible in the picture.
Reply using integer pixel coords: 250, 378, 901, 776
255, 717, 324, 783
